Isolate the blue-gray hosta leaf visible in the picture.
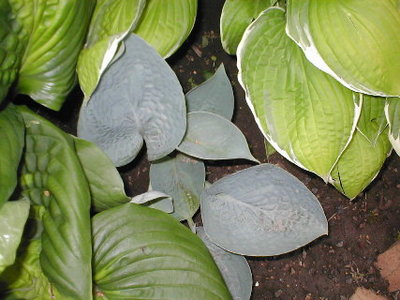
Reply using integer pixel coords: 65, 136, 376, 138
78, 34, 186, 167
177, 111, 258, 162
197, 227, 252, 300
130, 190, 173, 213
201, 164, 328, 256
150, 154, 205, 221
385, 98, 400, 156
186, 64, 234, 120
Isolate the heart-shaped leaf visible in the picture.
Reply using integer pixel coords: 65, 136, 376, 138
201, 164, 328, 256
134, 0, 197, 58
77, 0, 146, 99
11, 0, 95, 110
186, 64, 234, 120
78, 34, 186, 167
0, 105, 24, 208
237, 7, 359, 181
197, 227, 252, 300
177, 111, 258, 162
385, 98, 400, 156
19, 107, 92, 300
286, 0, 400, 97
74, 137, 130, 212
150, 154, 205, 221
220, 0, 273, 55
0, 199, 30, 273
92, 203, 232, 299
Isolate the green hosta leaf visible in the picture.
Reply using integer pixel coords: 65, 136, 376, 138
0, 1, 24, 103
201, 164, 328, 256
186, 64, 234, 120
0, 199, 30, 273
150, 154, 205, 221
177, 111, 258, 162
197, 227, 252, 300
134, 0, 197, 58
10, 0, 95, 110
93, 203, 232, 300
19, 107, 92, 300
77, 0, 146, 99
237, 7, 359, 181
0, 105, 24, 208
330, 96, 392, 199
220, 0, 272, 55
78, 34, 186, 167
286, 0, 400, 97
385, 98, 400, 156
74, 137, 130, 212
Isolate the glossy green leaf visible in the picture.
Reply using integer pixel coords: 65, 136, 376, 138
0, 0, 23, 103
11, 0, 95, 110
19, 107, 92, 300
186, 64, 234, 120
329, 96, 392, 199
385, 98, 400, 156
0, 105, 24, 208
286, 0, 400, 97
220, 0, 272, 55
197, 227, 252, 300
134, 0, 197, 58
237, 7, 359, 181
77, 0, 146, 99
178, 111, 258, 162
201, 164, 328, 256
78, 34, 186, 167
74, 137, 130, 212
0, 199, 30, 273
93, 203, 232, 300
150, 154, 205, 221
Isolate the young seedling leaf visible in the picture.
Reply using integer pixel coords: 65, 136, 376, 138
134, 0, 197, 58
78, 34, 186, 167
237, 7, 359, 181
286, 0, 400, 97
19, 107, 92, 300
201, 164, 328, 256
220, 0, 272, 55
150, 154, 205, 221
0, 105, 24, 208
197, 227, 252, 300
92, 203, 232, 300
77, 0, 146, 99
385, 99, 400, 156
11, 0, 95, 110
186, 64, 234, 120
329, 96, 392, 199
177, 111, 258, 162
74, 137, 130, 212
0, 199, 30, 273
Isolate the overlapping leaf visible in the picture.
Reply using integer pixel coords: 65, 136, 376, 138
201, 164, 328, 256
78, 34, 186, 167
286, 0, 400, 97
0, 105, 24, 208
134, 0, 197, 58
19, 107, 92, 300
385, 99, 400, 156
10, 0, 95, 110
77, 0, 146, 99
93, 203, 232, 300
237, 7, 359, 181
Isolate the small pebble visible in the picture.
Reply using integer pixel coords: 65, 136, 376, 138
336, 241, 344, 247
275, 289, 283, 297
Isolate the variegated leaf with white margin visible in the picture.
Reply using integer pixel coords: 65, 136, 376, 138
78, 34, 186, 167
197, 227, 252, 300
385, 98, 400, 156
329, 95, 392, 199
286, 0, 400, 97
201, 164, 328, 256
237, 7, 360, 181
77, 0, 146, 99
